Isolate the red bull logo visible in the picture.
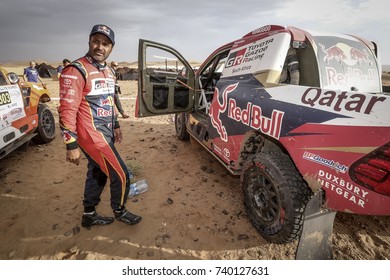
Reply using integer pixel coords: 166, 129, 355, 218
100, 97, 112, 107
350, 48, 372, 65
97, 108, 112, 117
319, 44, 347, 64
62, 131, 73, 143
209, 83, 239, 142
209, 82, 284, 142
319, 43, 372, 66
97, 25, 111, 36
228, 100, 284, 140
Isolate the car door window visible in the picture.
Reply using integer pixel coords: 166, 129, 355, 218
197, 50, 229, 114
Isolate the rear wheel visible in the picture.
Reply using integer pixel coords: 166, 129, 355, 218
241, 152, 312, 243
175, 113, 189, 140
33, 104, 56, 144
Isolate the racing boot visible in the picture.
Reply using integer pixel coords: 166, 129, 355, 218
81, 211, 115, 228
114, 207, 142, 225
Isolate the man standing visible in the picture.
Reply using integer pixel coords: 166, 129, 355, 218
57, 59, 71, 79
59, 24, 142, 227
24, 61, 42, 83
110, 61, 129, 118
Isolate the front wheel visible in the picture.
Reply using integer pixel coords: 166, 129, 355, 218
241, 152, 312, 243
33, 104, 56, 144
175, 113, 189, 140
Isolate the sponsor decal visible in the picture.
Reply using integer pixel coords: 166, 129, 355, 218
223, 148, 230, 159
318, 42, 377, 89
318, 170, 367, 208
67, 89, 76, 96
95, 80, 109, 89
60, 74, 78, 80
319, 43, 372, 66
226, 48, 247, 68
97, 108, 112, 117
250, 25, 272, 36
209, 82, 283, 142
8, 108, 22, 116
63, 78, 72, 85
226, 38, 274, 71
99, 97, 113, 106
94, 79, 115, 91
228, 99, 284, 140
0, 85, 26, 126
0, 91, 12, 106
325, 67, 376, 88
303, 152, 347, 173
301, 87, 386, 114
97, 25, 111, 36
209, 83, 239, 142
62, 131, 73, 143
212, 143, 222, 155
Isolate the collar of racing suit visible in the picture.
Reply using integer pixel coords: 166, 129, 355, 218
85, 54, 107, 72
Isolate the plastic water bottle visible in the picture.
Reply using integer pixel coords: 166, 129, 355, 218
128, 179, 149, 197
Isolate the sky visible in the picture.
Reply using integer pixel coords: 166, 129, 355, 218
0, 0, 389, 65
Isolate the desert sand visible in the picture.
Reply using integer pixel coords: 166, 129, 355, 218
0, 68, 389, 260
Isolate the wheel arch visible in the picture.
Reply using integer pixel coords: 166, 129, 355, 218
237, 130, 291, 167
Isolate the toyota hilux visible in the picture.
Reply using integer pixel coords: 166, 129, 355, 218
135, 25, 390, 259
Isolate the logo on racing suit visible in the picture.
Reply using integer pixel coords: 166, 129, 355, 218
100, 97, 113, 107
95, 80, 109, 90
97, 108, 112, 117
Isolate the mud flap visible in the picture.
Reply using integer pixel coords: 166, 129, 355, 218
295, 189, 337, 260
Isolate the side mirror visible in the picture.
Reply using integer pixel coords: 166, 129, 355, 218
7, 72, 20, 84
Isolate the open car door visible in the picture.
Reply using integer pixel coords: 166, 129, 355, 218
136, 39, 195, 118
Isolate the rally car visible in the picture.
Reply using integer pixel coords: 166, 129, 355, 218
135, 25, 390, 259
0, 66, 55, 159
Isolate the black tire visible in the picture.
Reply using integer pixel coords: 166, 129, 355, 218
241, 152, 312, 243
175, 113, 189, 140
32, 104, 56, 144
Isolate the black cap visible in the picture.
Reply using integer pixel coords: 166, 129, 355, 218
90, 24, 115, 45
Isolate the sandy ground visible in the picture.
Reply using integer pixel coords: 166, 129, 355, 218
0, 72, 390, 260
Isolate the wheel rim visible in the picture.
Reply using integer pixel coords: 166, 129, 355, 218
248, 168, 281, 225
175, 113, 184, 134
41, 110, 55, 136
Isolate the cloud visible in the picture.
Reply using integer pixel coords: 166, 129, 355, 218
0, 0, 389, 65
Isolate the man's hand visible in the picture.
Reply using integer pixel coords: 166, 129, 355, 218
66, 148, 81, 165
114, 128, 122, 143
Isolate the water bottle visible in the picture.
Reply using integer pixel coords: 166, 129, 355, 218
128, 179, 149, 197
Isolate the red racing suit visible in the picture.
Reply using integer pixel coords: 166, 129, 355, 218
59, 55, 130, 211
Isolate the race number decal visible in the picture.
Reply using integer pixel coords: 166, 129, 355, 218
0, 91, 12, 106
0, 85, 26, 129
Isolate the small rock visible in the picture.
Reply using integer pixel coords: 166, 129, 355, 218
8, 250, 16, 258
167, 198, 174, 204
72, 225, 80, 235
237, 234, 249, 241
155, 236, 163, 247
118, 238, 130, 244
69, 246, 78, 253
147, 251, 154, 257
